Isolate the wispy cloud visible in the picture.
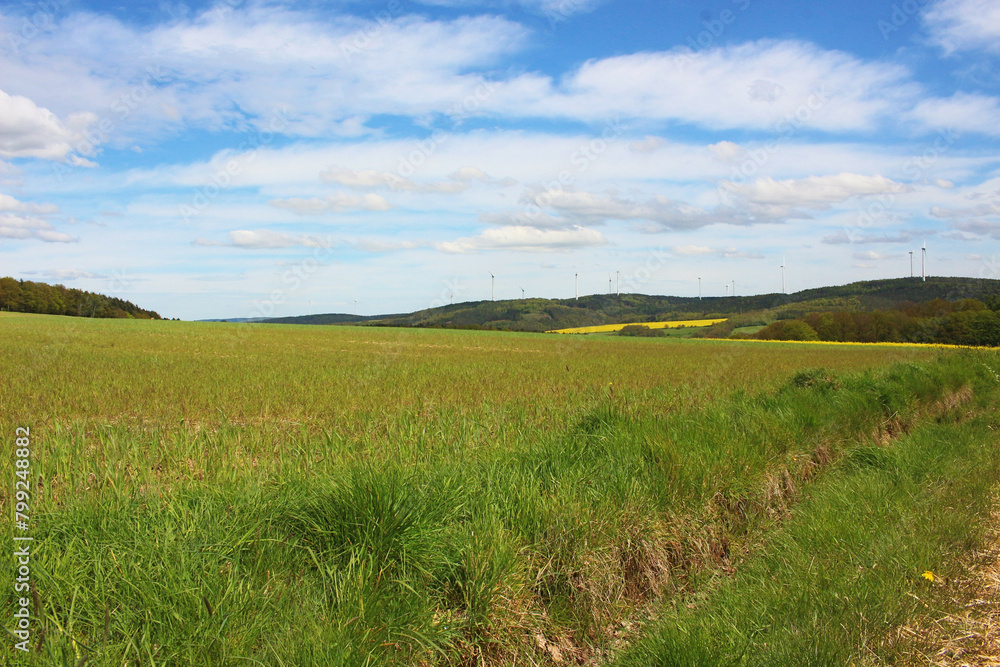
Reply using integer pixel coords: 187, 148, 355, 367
194, 229, 335, 249
672, 245, 764, 259
923, 0, 1000, 54
269, 193, 393, 215
437, 225, 606, 253
822, 230, 913, 244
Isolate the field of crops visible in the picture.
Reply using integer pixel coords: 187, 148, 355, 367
2, 312, 999, 665
548, 318, 728, 334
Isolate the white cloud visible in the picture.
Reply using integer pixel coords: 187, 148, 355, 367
437, 225, 606, 252
908, 93, 1000, 135
0, 193, 59, 215
672, 245, 763, 259
319, 166, 468, 194
931, 201, 1000, 219
449, 165, 513, 185
268, 193, 393, 215
0, 89, 97, 161
708, 141, 744, 163
0, 5, 946, 147
923, 0, 1000, 53
353, 239, 421, 252
519, 189, 742, 230
0, 193, 72, 242
194, 229, 335, 249
672, 245, 713, 256
853, 250, 891, 260
0, 8, 528, 141
0, 213, 76, 243
721, 173, 906, 209
822, 230, 913, 245
34, 269, 108, 280
629, 136, 666, 154
495, 40, 915, 132
412, 0, 605, 19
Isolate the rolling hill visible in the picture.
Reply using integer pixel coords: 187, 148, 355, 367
262, 277, 1000, 333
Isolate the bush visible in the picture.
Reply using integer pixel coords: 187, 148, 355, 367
755, 320, 819, 342
618, 324, 664, 337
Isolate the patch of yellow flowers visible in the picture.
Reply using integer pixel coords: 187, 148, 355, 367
548, 318, 728, 334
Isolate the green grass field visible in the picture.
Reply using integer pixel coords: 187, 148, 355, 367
2, 312, 999, 665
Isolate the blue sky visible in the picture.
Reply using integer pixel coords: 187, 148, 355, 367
1, 0, 999, 320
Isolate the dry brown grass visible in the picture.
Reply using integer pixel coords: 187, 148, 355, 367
894, 497, 1000, 666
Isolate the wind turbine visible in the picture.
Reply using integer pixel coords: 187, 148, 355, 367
489, 272, 495, 301
353, 297, 358, 317
698, 276, 701, 300
781, 257, 786, 294
921, 240, 927, 282
575, 272, 578, 300
732, 280, 736, 297
909, 251, 914, 278
616, 270, 620, 296
609, 274, 612, 294
520, 286, 525, 299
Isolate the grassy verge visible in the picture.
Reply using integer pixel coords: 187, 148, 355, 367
4, 351, 997, 665
616, 356, 1000, 666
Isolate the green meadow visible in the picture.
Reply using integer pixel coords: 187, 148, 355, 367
2, 312, 999, 665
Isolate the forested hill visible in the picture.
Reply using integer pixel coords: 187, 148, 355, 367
0, 277, 161, 319
264, 277, 1000, 332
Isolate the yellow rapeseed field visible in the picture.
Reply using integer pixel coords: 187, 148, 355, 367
548, 318, 727, 334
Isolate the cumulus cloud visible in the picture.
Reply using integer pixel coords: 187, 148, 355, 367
923, 0, 1000, 53
0, 214, 76, 243
518, 189, 743, 230
721, 173, 905, 207
268, 193, 393, 215
0, 194, 73, 242
929, 179, 1000, 239
437, 225, 605, 252
931, 201, 1000, 219
0, 89, 97, 161
0, 193, 59, 215
501, 174, 910, 237
708, 141, 744, 163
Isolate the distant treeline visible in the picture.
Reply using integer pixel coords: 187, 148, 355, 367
749, 297, 1000, 347
0, 277, 161, 319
